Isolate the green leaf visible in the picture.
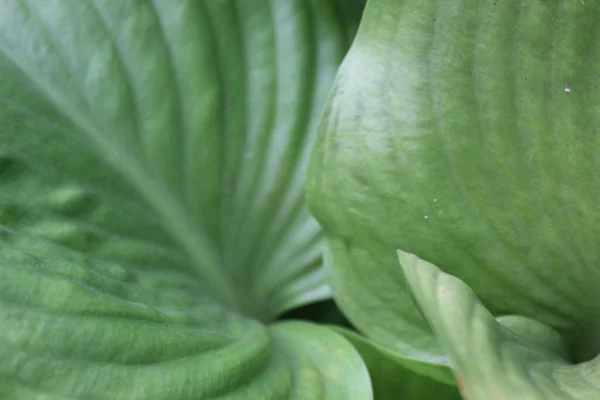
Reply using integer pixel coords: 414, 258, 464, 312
307, 0, 600, 367
330, 326, 461, 399
0, 0, 371, 397
399, 250, 600, 400
271, 322, 373, 399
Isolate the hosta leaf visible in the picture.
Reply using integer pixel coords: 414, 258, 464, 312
0, 0, 370, 397
306, 0, 600, 369
270, 322, 373, 399
330, 326, 461, 399
399, 250, 600, 400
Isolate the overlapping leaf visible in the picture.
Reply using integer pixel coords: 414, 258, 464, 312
400, 250, 600, 400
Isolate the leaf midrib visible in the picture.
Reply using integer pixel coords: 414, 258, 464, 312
0, 47, 242, 313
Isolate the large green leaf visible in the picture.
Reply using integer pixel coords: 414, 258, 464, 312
306, 0, 600, 370
400, 250, 600, 400
0, 0, 371, 397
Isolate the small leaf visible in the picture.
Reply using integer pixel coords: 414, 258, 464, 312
399, 250, 600, 400
330, 326, 461, 399
271, 322, 373, 399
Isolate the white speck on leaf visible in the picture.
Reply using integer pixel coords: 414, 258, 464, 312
564, 84, 571, 93
424, 215, 429, 219
433, 198, 438, 202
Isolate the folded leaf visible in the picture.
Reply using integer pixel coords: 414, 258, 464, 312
0, 0, 370, 397
307, 0, 600, 367
400, 250, 600, 400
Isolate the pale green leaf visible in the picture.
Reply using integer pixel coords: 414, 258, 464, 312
400, 250, 600, 400
270, 322, 373, 399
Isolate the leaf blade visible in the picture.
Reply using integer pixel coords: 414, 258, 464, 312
307, 0, 600, 366
0, 0, 370, 397
399, 250, 600, 400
